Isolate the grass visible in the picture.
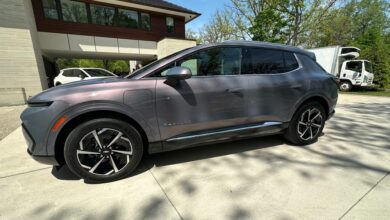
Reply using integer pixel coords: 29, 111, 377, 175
340, 88, 390, 97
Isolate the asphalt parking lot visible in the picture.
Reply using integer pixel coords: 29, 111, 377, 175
0, 94, 389, 220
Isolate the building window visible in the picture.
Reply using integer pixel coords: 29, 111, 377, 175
90, 4, 115, 26
42, 0, 59, 20
60, 0, 88, 23
140, 13, 151, 30
118, 9, 139, 28
166, 17, 174, 33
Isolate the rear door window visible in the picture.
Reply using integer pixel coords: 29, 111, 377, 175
244, 48, 299, 74
249, 48, 285, 74
73, 69, 86, 78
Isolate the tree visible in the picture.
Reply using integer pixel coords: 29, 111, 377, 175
230, 0, 338, 45
355, 28, 390, 88
198, 9, 246, 43
309, 0, 390, 87
185, 28, 202, 44
249, 0, 290, 43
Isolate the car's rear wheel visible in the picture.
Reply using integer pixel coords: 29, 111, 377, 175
64, 118, 143, 182
284, 101, 326, 145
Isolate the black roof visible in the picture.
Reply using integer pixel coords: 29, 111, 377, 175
121, 0, 200, 15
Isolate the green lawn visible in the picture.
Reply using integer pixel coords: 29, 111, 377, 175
340, 90, 390, 97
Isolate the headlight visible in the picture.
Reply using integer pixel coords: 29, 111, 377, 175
27, 101, 53, 107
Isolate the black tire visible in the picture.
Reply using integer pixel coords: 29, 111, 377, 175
284, 101, 326, 145
339, 81, 352, 91
64, 118, 143, 182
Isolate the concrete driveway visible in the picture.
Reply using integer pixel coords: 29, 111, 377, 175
0, 94, 389, 220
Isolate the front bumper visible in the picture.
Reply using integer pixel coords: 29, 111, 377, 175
22, 125, 59, 166
360, 82, 373, 87
27, 149, 59, 165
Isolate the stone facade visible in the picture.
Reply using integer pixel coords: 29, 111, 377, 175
0, 0, 46, 106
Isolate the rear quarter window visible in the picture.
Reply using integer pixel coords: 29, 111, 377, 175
62, 70, 74, 77
296, 54, 326, 73
284, 52, 299, 72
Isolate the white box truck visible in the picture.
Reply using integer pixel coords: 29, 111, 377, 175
308, 46, 374, 91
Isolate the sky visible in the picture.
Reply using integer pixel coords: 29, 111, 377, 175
167, 0, 231, 31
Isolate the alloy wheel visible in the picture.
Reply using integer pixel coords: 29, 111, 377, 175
76, 128, 133, 175
296, 108, 323, 141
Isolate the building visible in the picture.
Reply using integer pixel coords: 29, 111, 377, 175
0, 0, 200, 106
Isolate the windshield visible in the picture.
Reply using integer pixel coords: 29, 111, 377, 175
126, 47, 194, 78
84, 69, 115, 77
364, 61, 373, 73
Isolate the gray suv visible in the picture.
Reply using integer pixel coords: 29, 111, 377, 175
21, 41, 338, 182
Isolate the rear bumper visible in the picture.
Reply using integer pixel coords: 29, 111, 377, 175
327, 110, 335, 120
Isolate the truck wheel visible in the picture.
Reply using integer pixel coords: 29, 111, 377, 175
339, 81, 352, 91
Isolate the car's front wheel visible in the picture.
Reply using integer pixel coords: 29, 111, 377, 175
284, 101, 326, 145
64, 118, 143, 182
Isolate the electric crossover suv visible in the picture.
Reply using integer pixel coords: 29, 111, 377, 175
21, 41, 338, 182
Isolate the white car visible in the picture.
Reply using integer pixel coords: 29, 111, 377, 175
54, 68, 117, 86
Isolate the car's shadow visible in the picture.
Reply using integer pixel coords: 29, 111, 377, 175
51, 134, 287, 183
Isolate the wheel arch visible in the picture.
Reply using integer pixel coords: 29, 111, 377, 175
290, 95, 330, 121
54, 110, 149, 165
339, 78, 352, 83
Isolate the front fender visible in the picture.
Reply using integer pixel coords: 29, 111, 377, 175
45, 100, 158, 155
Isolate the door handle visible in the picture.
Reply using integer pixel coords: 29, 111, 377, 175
226, 88, 242, 94
289, 84, 303, 89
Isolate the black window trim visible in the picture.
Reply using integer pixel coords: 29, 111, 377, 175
144, 45, 302, 79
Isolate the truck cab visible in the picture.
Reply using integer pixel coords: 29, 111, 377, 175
339, 60, 374, 91
308, 46, 375, 91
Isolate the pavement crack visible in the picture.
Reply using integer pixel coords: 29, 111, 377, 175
339, 171, 390, 219
0, 167, 51, 179
146, 162, 184, 220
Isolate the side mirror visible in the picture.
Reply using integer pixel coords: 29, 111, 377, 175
166, 67, 192, 81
